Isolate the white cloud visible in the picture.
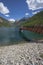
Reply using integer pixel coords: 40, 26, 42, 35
25, 13, 29, 16
37, 0, 43, 3
26, 0, 43, 10
0, 2, 9, 14
8, 18, 15, 23
5, 14, 9, 17
32, 11, 40, 15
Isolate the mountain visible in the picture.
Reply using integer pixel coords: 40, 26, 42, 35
21, 11, 43, 26
14, 17, 30, 27
0, 11, 43, 27
14, 11, 43, 27
19, 17, 30, 22
0, 17, 13, 27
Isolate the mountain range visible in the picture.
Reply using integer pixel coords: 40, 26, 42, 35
0, 11, 43, 27
22, 11, 43, 27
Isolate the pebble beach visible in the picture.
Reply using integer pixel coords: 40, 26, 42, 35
0, 43, 43, 65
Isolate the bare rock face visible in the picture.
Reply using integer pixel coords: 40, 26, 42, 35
0, 18, 3, 23
20, 26, 43, 34
0, 43, 43, 65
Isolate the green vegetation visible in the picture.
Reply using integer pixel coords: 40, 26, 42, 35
22, 11, 43, 26
0, 11, 43, 27
0, 21, 11, 27
0, 17, 11, 27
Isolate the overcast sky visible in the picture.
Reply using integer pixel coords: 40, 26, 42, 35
0, 0, 43, 21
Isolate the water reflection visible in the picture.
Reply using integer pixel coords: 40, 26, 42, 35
0, 27, 23, 45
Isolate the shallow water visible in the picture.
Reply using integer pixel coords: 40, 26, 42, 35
0, 27, 43, 45
0, 27, 23, 45
22, 30, 43, 40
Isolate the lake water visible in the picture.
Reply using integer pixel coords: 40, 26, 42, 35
21, 30, 43, 41
0, 27, 24, 45
0, 27, 43, 45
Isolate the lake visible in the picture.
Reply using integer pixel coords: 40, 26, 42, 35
20, 30, 43, 41
0, 27, 24, 45
0, 27, 43, 45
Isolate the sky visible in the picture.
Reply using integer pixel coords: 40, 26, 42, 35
0, 0, 43, 22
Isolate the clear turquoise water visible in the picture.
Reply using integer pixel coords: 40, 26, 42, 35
22, 30, 43, 40
0, 27, 23, 45
0, 27, 43, 45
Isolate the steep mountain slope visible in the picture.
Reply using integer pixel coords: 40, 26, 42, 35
0, 17, 11, 27
0, 11, 43, 27
14, 17, 30, 27
22, 11, 43, 26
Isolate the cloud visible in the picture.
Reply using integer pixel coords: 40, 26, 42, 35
0, 2, 10, 14
26, 0, 43, 10
8, 18, 15, 23
32, 11, 40, 15
25, 13, 29, 16
5, 14, 9, 17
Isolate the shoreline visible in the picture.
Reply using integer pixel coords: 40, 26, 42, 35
0, 41, 43, 47
0, 43, 43, 65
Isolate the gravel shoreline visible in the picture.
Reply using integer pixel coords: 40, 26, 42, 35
0, 43, 43, 65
